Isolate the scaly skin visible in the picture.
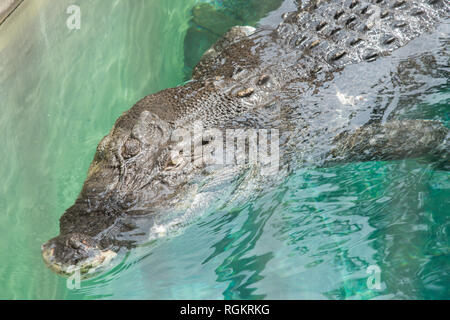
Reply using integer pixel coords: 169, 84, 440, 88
42, 0, 449, 277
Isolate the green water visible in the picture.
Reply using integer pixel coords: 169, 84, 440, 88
0, 0, 448, 300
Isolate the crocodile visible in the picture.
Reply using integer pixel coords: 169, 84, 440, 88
42, 0, 449, 277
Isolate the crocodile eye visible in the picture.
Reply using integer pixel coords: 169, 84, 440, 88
122, 137, 141, 159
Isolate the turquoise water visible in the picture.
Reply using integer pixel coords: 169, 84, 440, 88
0, 0, 448, 299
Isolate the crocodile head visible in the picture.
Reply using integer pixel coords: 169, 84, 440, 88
41, 87, 215, 277
41, 24, 264, 277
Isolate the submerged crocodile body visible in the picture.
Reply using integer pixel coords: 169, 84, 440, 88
42, 0, 449, 276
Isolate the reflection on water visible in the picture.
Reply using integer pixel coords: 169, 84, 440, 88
0, 0, 448, 299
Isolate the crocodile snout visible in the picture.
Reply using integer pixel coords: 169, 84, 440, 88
41, 233, 116, 277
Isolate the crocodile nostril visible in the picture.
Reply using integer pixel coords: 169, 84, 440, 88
122, 137, 141, 159
68, 238, 81, 250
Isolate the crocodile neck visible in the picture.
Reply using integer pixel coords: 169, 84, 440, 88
184, 0, 448, 127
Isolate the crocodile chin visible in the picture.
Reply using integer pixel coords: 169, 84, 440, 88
41, 233, 116, 277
